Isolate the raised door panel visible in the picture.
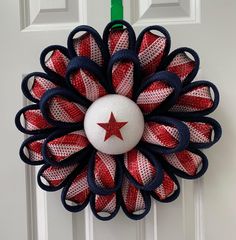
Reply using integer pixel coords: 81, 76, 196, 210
19, 0, 86, 31
124, 0, 200, 26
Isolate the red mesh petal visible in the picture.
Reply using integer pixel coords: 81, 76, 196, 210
46, 130, 89, 162
108, 29, 129, 55
48, 96, 86, 123
124, 149, 156, 186
138, 32, 167, 76
163, 150, 202, 176
42, 164, 78, 187
166, 52, 195, 82
170, 85, 214, 112
112, 61, 134, 98
26, 138, 45, 162
184, 121, 213, 143
70, 69, 107, 101
95, 193, 116, 214
142, 122, 179, 148
137, 81, 173, 114
45, 50, 69, 78
153, 172, 177, 200
66, 167, 90, 204
73, 33, 103, 66
122, 177, 145, 213
24, 109, 52, 131
94, 152, 116, 188
30, 76, 57, 101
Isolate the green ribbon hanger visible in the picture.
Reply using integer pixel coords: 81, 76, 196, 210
111, 0, 123, 28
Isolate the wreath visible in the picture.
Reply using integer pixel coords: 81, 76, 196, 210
15, 20, 221, 220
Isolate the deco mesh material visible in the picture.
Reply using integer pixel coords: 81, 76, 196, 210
15, 20, 221, 221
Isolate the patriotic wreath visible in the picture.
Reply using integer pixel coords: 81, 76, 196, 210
15, 20, 221, 220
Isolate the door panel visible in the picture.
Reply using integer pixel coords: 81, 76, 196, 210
125, 0, 200, 26
0, 0, 235, 240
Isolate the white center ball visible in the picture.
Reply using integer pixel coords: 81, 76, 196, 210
84, 94, 144, 155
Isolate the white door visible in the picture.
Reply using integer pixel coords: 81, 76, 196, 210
1, 0, 235, 240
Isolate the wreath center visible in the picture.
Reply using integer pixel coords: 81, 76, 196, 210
84, 94, 145, 155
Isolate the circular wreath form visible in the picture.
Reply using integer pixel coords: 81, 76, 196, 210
15, 20, 221, 220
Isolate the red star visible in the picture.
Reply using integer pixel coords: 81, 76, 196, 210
97, 112, 128, 141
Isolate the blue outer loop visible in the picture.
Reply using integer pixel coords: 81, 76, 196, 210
66, 56, 111, 94
39, 87, 89, 128
61, 164, 91, 212
120, 187, 151, 220
150, 169, 180, 203
161, 47, 200, 85
42, 126, 93, 167
87, 150, 123, 195
90, 192, 121, 221
67, 25, 109, 65
161, 147, 209, 179
107, 49, 142, 98
21, 72, 58, 103
40, 45, 70, 82
15, 103, 54, 135
19, 133, 48, 166
167, 80, 220, 118
134, 71, 182, 114
142, 115, 190, 154
123, 146, 164, 191
177, 116, 222, 149
136, 25, 171, 72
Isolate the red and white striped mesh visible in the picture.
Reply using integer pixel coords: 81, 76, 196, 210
136, 81, 174, 114
45, 50, 69, 78
138, 31, 167, 77
163, 150, 202, 176
26, 138, 45, 162
170, 85, 214, 112
73, 33, 103, 66
48, 96, 87, 123
142, 122, 179, 148
108, 29, 129, 55
66, 167, 90, 205
70, 69, 107, 102
124, 149, 156, 186
46, 130, 89, 162
30, 76, 57, 101
24, 109, 52, 131
112, 61, 134, 98
184, 121, 213, 143
166, 52, 195, 83
42, 164, 78, 187
94, 152, 116, 189
122, 177, 145, 213
95, 193, 117, 214
153, 172, 177, 200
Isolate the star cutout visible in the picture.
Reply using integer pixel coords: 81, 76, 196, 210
97, 112, 128, 141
